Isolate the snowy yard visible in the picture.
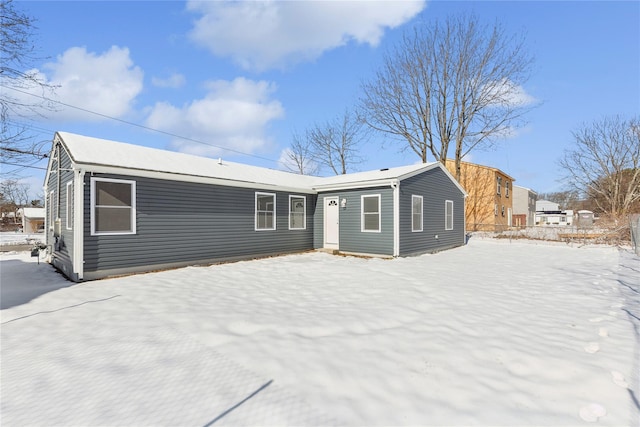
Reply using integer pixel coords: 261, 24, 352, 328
1, 237, 638, 426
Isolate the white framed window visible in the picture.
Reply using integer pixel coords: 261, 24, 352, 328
289, 195, 306, 230
501, 205, 505, 217
66, 181, 73, 230
497, 176, 502, 195
255, 192, 276, 231
505, 181, 510, 198
361, 194, 381, 232
412, 195, 423, 232
91, 177, 136, 235
445, 200, 454, 230
494, 203, 498, 216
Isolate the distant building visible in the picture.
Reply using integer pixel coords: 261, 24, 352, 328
19, 208, 45, 233
445, 159, 514, 232
535, 200, 573, 226
512, 185, 537, 227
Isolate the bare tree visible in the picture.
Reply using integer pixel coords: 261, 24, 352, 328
0, 179, 30, 224
1, 0, 55, 171
360, 13, 534, 181
559, 116, 640, 217
307, 109, 367, 175
280, 130, 319, 175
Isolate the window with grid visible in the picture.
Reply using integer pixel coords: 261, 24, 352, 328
361, 194, 381, 232
256, 192, 276, 230
445, 200, 454, 230
289, 195, 306, 230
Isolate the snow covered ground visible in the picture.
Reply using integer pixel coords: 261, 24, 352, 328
1, 237, 638, 426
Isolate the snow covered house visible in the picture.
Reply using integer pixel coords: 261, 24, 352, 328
19, 207, 45, 233
44, 132, 467, 281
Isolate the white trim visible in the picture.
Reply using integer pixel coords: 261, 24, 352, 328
392, 182, 400, 256
255, 192, 276, 231
90, 177, 137, 236
288, 194, 306, 230
73, 169, 85, 280
361, 194, 381, 233
411, 195, 423, 232
65, 181, 73, 230
445, 200, 454, 231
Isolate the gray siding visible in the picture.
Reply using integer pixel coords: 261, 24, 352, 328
82, 173, 316, 279
399, 167, 465, 256
314, 187, 394, 255
46, 142, 77, 280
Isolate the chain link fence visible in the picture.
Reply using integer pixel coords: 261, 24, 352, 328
489, 221, 634, 247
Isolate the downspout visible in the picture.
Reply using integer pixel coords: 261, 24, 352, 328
73, 168, 85, 280
391, 180, 400, 257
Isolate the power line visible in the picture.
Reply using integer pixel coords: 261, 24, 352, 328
1, 84, 279, 164
0, 161, 48, 171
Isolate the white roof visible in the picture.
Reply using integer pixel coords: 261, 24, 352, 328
19, 208, 45, 218
54, 132, 462, 193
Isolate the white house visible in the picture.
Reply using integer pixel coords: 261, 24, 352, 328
535, 200, 573, 226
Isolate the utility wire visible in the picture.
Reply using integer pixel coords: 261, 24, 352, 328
1, 84, 279, 163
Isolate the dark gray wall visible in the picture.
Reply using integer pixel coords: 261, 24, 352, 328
399, 167, 466, 255
82, 173, 316, 280
46, 141, 76, 280
314, 187, 394, 255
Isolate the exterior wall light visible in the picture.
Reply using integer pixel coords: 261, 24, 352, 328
341, 198, 347, 208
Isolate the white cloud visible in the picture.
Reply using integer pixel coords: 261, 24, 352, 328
145, 77, 284, 156
151, 73, 186, 89
186, 0, 426, 71
32, 46, 144, 121
484, 79, 537, 107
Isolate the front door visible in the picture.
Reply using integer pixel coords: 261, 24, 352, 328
324, 197, 339, 249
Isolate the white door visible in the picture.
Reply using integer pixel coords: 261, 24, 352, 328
324, 197, 339, 249
507, 207, 513, 227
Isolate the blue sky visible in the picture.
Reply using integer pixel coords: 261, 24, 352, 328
7, 0, 640, 197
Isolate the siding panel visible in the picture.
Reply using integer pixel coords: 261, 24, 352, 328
314, 187, 394, 255
399, 167, 466, 255
82, 174, 316, 278
47, 142, 76, 279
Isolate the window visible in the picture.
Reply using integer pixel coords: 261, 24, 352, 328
497, 176, 502, 195
412, 195, 423, 232
91, 178, 136, 235
66, 181, 73, 230
494, 203, 498, 216
255, 192, 276, 230
361, 194, 381, 232
445, 200, 454, 230
289, 195, 306, 230
501, 205, 505, 217
505, 181, 510, 198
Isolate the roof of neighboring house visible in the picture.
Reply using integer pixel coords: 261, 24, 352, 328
19, 208, 45, 218
53, 132, 467, 195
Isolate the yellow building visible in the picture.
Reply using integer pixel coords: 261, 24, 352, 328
445, 160, 515, 232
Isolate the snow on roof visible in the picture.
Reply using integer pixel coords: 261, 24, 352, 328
57, 132, 319, 191
55, 132, 454, 192
19, 208, 45, 218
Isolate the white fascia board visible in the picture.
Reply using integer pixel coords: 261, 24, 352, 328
72, 168, 85, 280
313, 178, 397, 192
77, 163, 317, 194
